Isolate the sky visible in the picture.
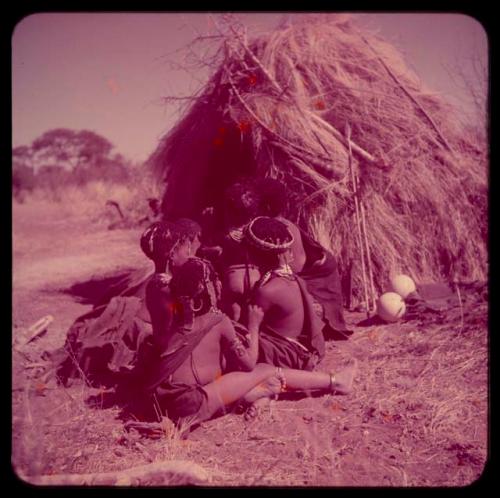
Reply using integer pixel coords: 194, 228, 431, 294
12, 13, 488, 164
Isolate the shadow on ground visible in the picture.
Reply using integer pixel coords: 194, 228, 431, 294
61, 269, 138, 305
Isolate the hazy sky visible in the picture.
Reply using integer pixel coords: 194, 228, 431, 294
12, 13, 487, 163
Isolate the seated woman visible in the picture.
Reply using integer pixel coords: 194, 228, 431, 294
54, 218, 203, 387
141, 218, 202, 352
214, 178, 263, 322
133, 257, 357, 428
256, 177, 352, 338
243, 216, 325, 370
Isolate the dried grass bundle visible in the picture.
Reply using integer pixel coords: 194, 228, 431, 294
149, 14, 487, 296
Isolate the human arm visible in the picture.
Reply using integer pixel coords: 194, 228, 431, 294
251, 284, 275, 314
221, 305, 264, 371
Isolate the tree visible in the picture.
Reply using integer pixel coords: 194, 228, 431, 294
13, 145, 33, 169
13, 164, 35, 201
36, 165, 71, 198
12, 146, 35, 200
31, 128, 114, 171
12, 129, 132, 195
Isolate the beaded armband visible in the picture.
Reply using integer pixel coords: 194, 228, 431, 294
229, 336, 247, 357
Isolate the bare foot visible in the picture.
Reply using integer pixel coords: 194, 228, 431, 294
330, 359, 358, 395
244, 397, 271, 421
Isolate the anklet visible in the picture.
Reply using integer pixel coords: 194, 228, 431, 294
329, 373, 337, 393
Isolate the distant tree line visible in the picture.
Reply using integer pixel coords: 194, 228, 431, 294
13, 128, 135, 200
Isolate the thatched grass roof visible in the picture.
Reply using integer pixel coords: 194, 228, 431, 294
149, 14, 488, 295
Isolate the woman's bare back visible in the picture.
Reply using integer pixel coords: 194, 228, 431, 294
169, 313, 229, 386
254, 277, 305, 340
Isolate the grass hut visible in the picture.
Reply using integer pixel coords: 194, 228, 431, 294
148, 14, 488, 298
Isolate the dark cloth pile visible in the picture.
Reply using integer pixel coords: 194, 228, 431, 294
52, 294, 152, 387
298, 229, 352, 339
403, 281, 487, 326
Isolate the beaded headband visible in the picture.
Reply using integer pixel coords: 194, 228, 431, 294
244, 216, 294, 253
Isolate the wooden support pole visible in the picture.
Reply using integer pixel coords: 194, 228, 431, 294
346, 124, 370, 318
358, 182, 377, 312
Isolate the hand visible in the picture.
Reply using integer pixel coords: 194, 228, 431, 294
211, 245, 223, 257
247, 304, 264, 330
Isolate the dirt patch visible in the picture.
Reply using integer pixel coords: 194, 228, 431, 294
12, 201, 488, 486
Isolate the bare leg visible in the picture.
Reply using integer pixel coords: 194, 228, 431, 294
241, 376, 282, 421
243, 397, 272, 421
280, 369, 331, 391
283, 360, 357, 394
241, 362, 357, 421
201, 363, 276, 418
200, 362, 357, 422
242, 375, 282, 404
329, 360, 357, 394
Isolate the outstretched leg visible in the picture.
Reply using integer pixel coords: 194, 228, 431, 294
199, 361, 357, 423
282, 360, 357, 394
239, 362, 358, 421
242, 374, 283, 404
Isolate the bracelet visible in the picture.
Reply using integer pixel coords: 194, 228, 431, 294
275, 367, 287, 393
229, 337, 246, 357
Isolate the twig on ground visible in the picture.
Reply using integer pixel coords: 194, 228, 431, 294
20, 460, 210, 486
23, 315, 54, 345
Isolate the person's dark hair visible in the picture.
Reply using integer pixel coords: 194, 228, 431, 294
244, 216, 294, 269
257, 177, 287, 217
170, 258, 221, 317
174, 218, 202, 243
140, 221, 179, 263
170, 258, 205, 299
223, 178, 261, 226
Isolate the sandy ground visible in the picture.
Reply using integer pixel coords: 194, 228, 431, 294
12, 200, 488, 487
